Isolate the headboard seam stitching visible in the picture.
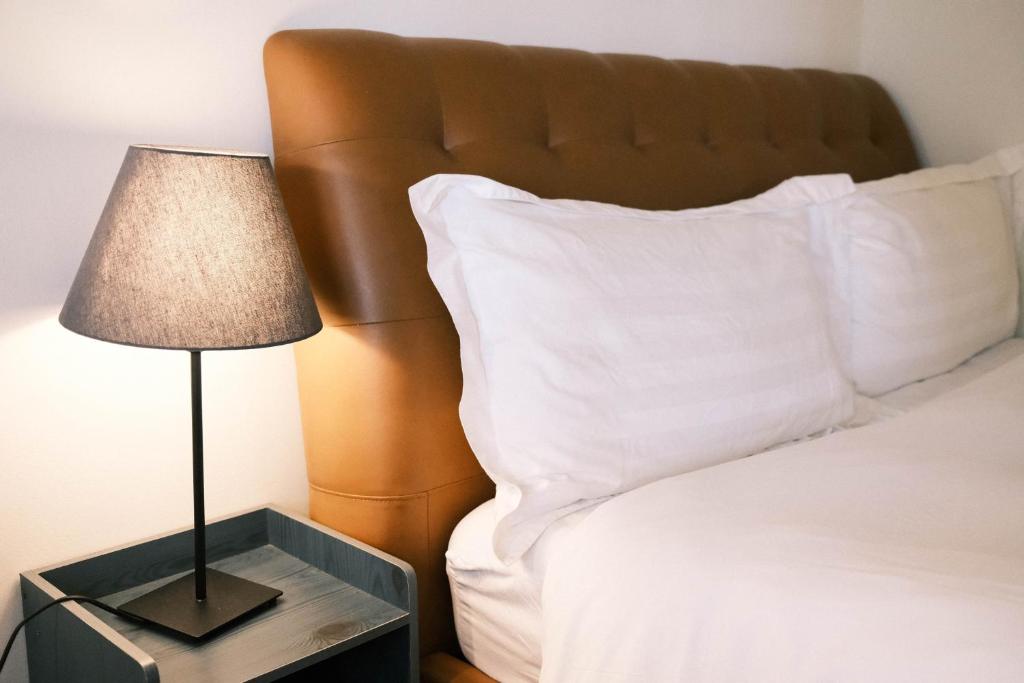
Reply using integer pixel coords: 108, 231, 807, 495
275, 135, 448, 160
323, 314, 448, 329
310, 473, 491, 500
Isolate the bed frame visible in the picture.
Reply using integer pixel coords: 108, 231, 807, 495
263, 28, 918, 681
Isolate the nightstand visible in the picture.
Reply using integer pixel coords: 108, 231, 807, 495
20, 506, 417, 682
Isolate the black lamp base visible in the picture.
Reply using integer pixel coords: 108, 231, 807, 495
118, 568, 282, 640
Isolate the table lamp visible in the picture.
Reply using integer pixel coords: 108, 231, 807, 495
59, 144, 322, 639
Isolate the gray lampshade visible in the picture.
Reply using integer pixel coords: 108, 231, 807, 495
60, 145, 322, 350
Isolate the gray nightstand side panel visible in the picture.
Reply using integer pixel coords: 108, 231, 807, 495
267, 508, 414, 609
20, 576, 157, 683
266, 507, 420, 681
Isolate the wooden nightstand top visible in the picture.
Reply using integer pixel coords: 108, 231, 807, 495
21, 506, 418, 682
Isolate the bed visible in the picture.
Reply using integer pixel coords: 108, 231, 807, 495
446, 337, 1024, 681
263, 29, 1023, 682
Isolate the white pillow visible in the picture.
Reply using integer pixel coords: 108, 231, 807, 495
410, 174, 856, 562
830, 144, 1024, 396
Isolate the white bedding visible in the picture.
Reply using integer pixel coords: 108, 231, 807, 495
447, 338, 1024, 681
448, 501, 592, 682
873, 337, 1024, 412
414, 173, 857, 562
542, 352, 1024, 682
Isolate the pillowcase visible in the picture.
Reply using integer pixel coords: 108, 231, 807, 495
409, 173, 856, 562
828, 144, 1024, 396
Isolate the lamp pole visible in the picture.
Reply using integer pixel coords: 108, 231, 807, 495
190, 350, 207, 601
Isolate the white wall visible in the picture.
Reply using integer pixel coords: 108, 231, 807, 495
860, 0, 1024, 165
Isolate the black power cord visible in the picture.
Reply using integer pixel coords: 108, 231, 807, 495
0, 596, 134, 678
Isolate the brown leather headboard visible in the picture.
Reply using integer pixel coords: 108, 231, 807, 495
263, 28, 918, 658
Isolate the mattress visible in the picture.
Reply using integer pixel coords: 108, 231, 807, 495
446, 337, 1024, 682
447, 500, 592, 682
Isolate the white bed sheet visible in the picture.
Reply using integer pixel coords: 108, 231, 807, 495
447, 500, 592, 682
541, 350, 1024, 682
446, 338, 1024, 682
873, 337, 1024, 412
